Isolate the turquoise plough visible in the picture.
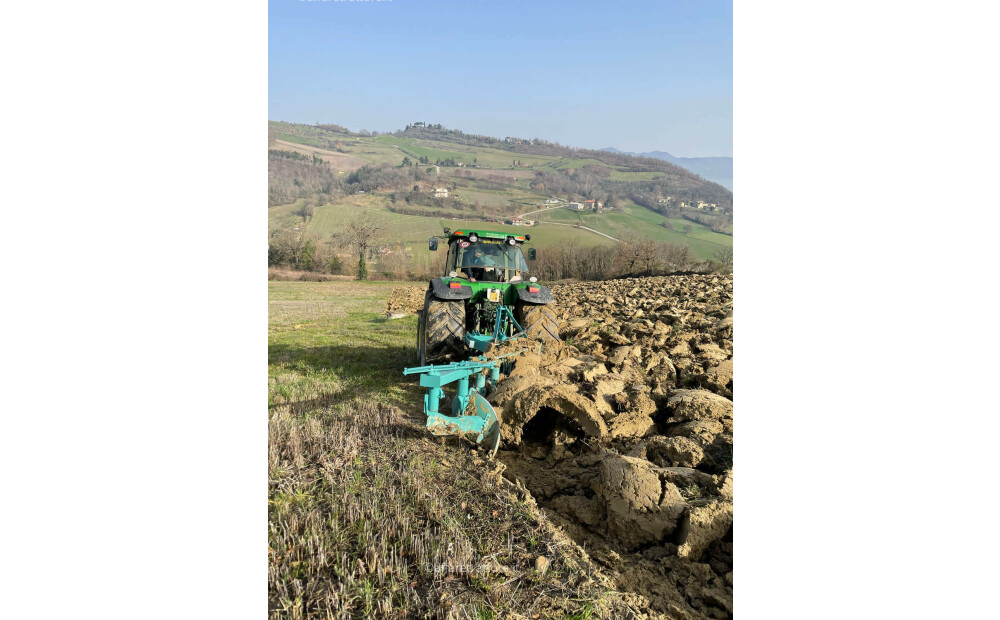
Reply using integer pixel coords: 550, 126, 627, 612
403, 358, 504, 457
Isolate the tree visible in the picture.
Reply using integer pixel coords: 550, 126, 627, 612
683, 224, 693, 234
714, 247, 734, 273
327, 254, 342, 274
401, 156, 412, 167
662, 220, 674, 230
662, 243, 694, 272
334, 214, 387, 281
298, 238, 316, 271
268, 226, 317, 270
637, 239, 659, 275
614, 233, 644, 276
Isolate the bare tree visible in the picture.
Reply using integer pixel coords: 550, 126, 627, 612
662, 243, 695, 272
637, 239, 660, 275
334, 214, 387, 280
614, 233, 643, 276
714, 247, 734, 273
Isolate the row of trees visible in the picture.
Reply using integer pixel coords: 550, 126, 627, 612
269, 215, 732, 282
528, 236, 718, 281
268, 214, 394, 281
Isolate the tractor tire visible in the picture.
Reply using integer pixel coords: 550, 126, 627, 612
420, 290, 466, 365
516, 300, 560, 343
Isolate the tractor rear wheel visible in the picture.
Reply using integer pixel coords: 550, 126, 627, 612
516, 300, 560, 343
420, 290, 466, 365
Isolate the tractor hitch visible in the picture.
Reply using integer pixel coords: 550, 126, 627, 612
464, 304, 526, 353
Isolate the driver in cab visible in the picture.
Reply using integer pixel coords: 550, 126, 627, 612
465, 246, 502, 282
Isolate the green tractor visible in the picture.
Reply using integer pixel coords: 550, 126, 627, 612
416, 227, 559, 365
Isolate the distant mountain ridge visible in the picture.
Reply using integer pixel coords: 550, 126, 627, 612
601, 148, 732, 190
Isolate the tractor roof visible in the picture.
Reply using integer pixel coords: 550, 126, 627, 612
445, 228, 529, 243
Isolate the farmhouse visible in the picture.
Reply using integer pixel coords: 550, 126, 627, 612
510, 217, 524, 226
582, 199, 602, 209
569, 202, 584, 210
545, 198, 560, 204
433, 187, 449, 198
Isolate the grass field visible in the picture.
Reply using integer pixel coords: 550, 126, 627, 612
550, 158, 607, 170
271, 195, 729, 264
271, 199, 619, 249
376, 136, 557, 169
531, 203, 733, 259
268, 281, 624, 617
606, 170, 665, 181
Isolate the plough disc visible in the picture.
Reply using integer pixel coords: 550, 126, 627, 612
473, 392, 501, 458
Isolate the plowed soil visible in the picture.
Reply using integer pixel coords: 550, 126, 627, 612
482, 275, 734, 619
384, 286, 426, 317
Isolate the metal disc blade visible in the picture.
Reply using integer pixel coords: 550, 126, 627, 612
473, 392, 501, 458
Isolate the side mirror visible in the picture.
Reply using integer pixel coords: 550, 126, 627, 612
528, 248, 536, 260
428, 237, 439, 251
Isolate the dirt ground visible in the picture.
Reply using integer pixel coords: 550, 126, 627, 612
483, 275, 734, 619
384, 274, 733, 618
384, 286, 427, 317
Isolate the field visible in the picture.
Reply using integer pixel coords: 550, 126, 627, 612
269, 281, 634, 618
271, 139, 368, 172
269, 277, 734, 618
268, 121, 733, 262
270, 200, 619, 253
532, 203, 733, 258
271, 198, 732, 264
376, 136, 558, 169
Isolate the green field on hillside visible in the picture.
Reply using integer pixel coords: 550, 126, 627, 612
376, 136, 556, 169
269, 200, 616, 272
551, 157, 606, 170
531, 203, 732, 259
607, 170, 665, 181
272, 194, 728, 261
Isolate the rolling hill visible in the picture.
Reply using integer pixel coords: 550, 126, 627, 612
602, 147, 733, 190
267, 121, 733, 265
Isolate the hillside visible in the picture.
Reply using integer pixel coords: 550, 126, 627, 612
267, 121, 733, 273
602, 147, 733, 190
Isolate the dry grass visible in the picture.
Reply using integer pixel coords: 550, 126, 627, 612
268, 282, 632, 619
269, 399, 626, 619
268, 268, 355, 282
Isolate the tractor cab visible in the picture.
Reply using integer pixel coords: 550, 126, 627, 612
444, 230, 530, 283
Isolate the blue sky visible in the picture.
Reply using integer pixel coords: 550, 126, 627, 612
269, 0, 732, 157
